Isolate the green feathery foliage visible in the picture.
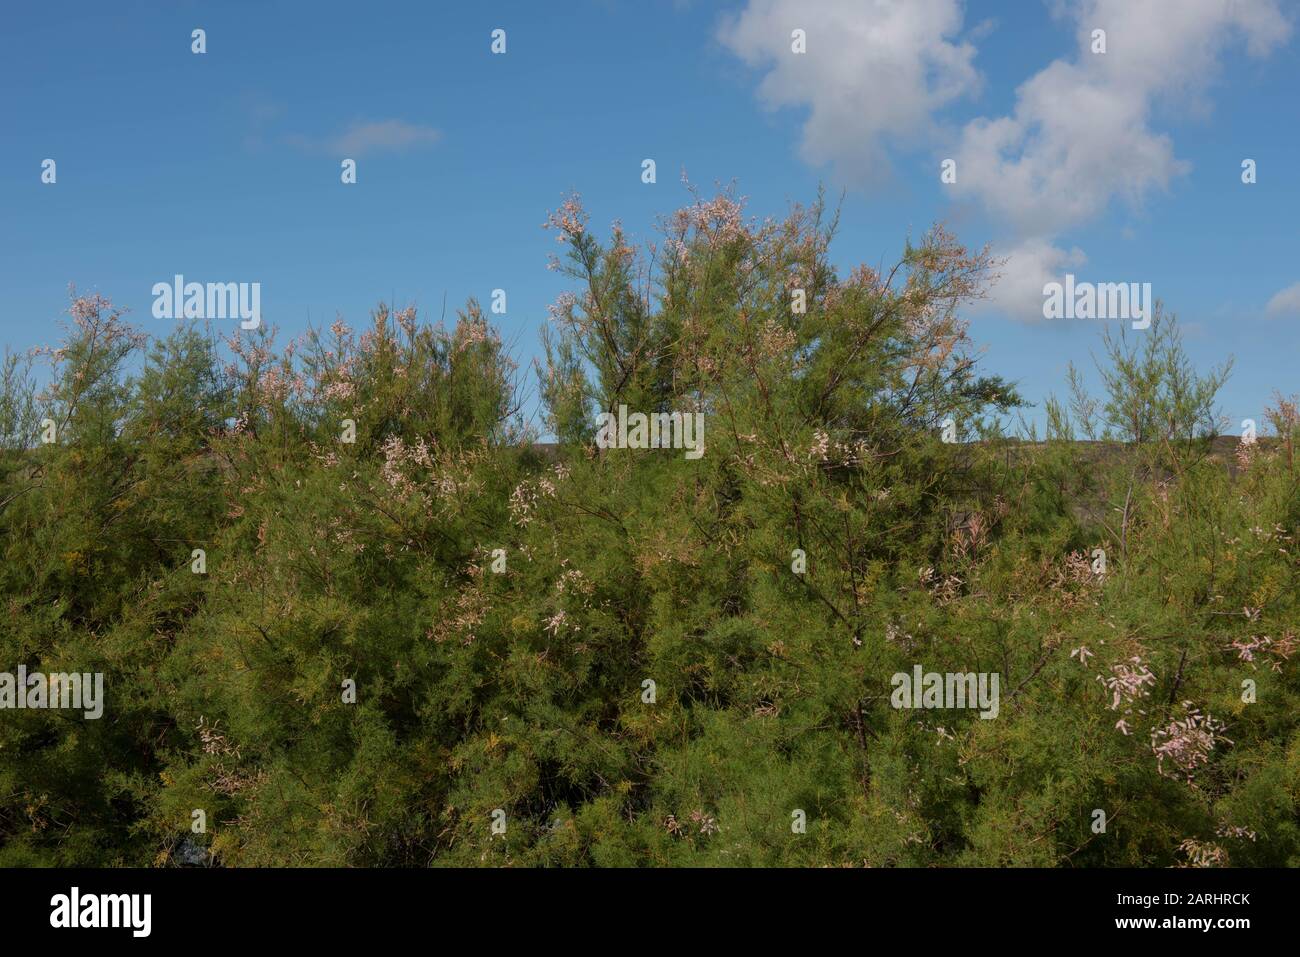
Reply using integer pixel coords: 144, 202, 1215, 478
1, 193, 1296, 868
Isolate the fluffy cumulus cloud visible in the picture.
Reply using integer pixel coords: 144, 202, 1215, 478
722, 0, 1292, 319
718, 0, 981, 183
977, 237, 1086, 320
951, 0, 1292, 235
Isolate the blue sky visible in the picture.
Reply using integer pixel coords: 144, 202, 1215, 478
2, 0, 1297, 436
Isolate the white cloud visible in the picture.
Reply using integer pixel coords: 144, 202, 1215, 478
327, 119, 441, 156
951, 0, 1292, 234
717, 0, 980, 183
288, 119, 441, 157
722, 0, 1292, 323
1265, 281, 1300, 319
722, 0, 1290, 232
978, 237, 1087, 322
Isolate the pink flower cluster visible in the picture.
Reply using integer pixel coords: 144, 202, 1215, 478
1228, 631, 1297, 672
666, 811, 719, 837
1177, 838, 1227, 868
1098, 656, 1155, 735
1150, 703, 1231, 783
542, 193, 588, 242
1099, 656, 1155, 711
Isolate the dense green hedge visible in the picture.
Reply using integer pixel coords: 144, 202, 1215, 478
2, 191, 1296, 866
